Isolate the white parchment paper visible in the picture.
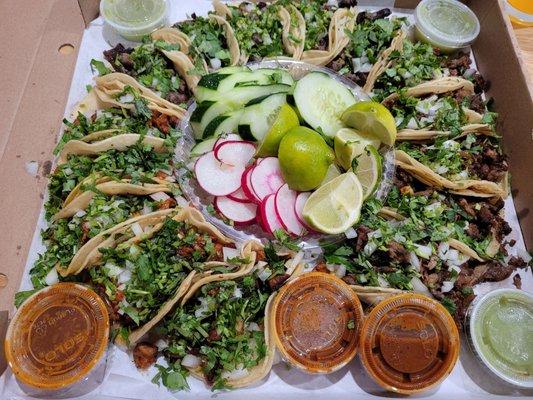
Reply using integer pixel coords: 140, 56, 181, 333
1, 1, 531, 399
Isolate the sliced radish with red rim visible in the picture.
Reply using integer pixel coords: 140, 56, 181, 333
195, 152, 244, 196
294, 192, 313, 230
241, 165, 261, 203
215, 196, 257, 225
227, 187, 249, 203
275, 184, 306, 236
260, 194, 284, 235
250, 157, 285, 201
214, 133, 242, 151
214, 140, 256, 167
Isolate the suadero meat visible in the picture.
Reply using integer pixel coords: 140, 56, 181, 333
513, 273, 522, 289
208, 328, 222, 342
455, 196, 510, 242
314, 262, 329, 273
327, 52, 370, 87
133, 342, 158, 369
338, 0, 358, 8
342, 275, 357, 285
468, 93, 486, 114
355, 225, 371, 252
103, 43, 134, 73
149, 111, 180, 134
388, 241, 409, 264
156, 198, 177, 210
443, 52, 471, 75
356, 8, 391, 23
466, 139, 508, 183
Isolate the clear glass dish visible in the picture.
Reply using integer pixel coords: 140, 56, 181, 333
175, 59, 396, 249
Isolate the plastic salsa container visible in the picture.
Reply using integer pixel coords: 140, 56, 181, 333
414, 0, 480, 53
271, 272, 364, 374
100, 0, 168, 41
465, 288, 533, 388
359, 293, 460, 394
5, 283, 110, 396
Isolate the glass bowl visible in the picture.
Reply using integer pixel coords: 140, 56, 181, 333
175, 59, 395, 249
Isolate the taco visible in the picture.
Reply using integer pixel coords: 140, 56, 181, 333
94, 73, 186, 119
300, 6, 356, 66
45, 132, 176, 219
30, 189, 178, 289
69, 207, 252, 347
59, 89, 180, 155
322, 8, 406, 90
143, 241, 304, 390
93, 35, 192, 108
171, 8, 240, 76
214, 0, 306, 63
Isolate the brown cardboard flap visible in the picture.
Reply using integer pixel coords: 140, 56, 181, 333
0, 0, 84, 312
78, 0, 100, 27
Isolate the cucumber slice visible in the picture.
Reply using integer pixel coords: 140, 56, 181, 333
217, 66, 251, 74
190, 100, 238, 140
191, 136, 218, 156
199, 84, 292, 105
203, 109, 244, 138
238, 93, 287, 141
293, 72, 356, 137
254, 68, 294, 86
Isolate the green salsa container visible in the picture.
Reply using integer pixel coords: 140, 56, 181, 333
414, 0, 480, 53
100, 0, 168, 41
466, 288, 533, 388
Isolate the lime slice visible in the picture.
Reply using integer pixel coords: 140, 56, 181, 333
303, 172, 364, 234
334, 128, 381, 171
321, 163, 342, 185
341, 101, 397, 146
256, 104, 299, 157
353, 145, 382, 199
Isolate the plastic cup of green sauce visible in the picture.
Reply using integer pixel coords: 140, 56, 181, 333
415, 0, 480, 53
466, 288, 533, 388
100, 0, 168, 42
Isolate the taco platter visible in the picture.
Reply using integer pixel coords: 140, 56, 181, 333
5, 0, 532, 398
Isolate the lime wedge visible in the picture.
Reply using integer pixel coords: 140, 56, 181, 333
256, 104, 299, 157
321, 163, 342, 185
334, 128, 381, 171
353, 145, 382, 199
302, 172, 363, 234
341, 101, 397, 146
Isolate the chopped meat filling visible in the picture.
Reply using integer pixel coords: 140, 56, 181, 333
133, 342, 158, 369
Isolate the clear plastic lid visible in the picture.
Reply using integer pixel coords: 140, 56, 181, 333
415, 0, 480, 48
359, 293, 460, 394
5, 283, 110, 390
466, 288, 533, 388
271, 272, 364, 374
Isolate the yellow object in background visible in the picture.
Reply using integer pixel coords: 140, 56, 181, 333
507, 0, 533, 26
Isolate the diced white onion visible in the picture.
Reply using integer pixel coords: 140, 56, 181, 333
410, 277, 431, 295
155, 339, 169, 351
327, 0, 338, 6
393, 233, 406, 243
181, 354, 202, 368
414, 244, 432, 259
255, 261, 268, 270
142, 204, 153, 215
246, 322, 261, 332
258, 267, 272, 282
344, 227, 357, 239
44, 268, 59, 286
25, 161, 39, 177
117, 269, 132, 284
441, 280, 455, 293
119, 93, 134, 103
105, 262, 124, 278
377, 276, 390, 288
195, 297, 210, 318
394, 116, 404, 127
464, 68, 476, 78
165, 175, 176, 182
448, 264, 462, 275
149, 192, 171, 202
131, 222, 143, 236
223, 247, 241, 262
221, 367, 249, 380
438, 242, 450, 259
334, 264, 347, 278
446, 249, 460, 263
363, 242, 377, 256
209, 58, 222, 70
435, 165, 449, 174
232, 287, 242, 299
262, 33, 273, 45
63, 167, 73, 176
517, 248, 532, 263
409, 252, 421, 271
74, 210, 86, 218
406, 117, 418, 129
286, 251, 304, 275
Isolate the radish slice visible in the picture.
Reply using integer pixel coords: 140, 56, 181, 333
260, 194, 284, 234
214, 133, 242, 151
250, 157, 285, 201
214, 141, 256, 167
195, 152, 244, 196
215, 196, 257, 225
275, 184, 306, 236
294, 192, 313, 230
227, 188, 249, 203
241, 165, 261, 203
